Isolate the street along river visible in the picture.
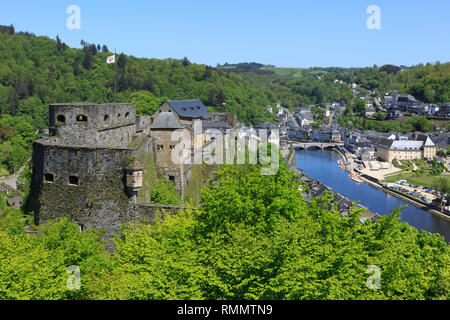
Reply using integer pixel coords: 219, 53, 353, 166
296, 150, 450, 242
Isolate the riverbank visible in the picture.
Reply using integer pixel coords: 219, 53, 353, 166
282, 147, 379, 222
294, 150, 450, 241
331, 147, 450, 221
356, 172, 450, 222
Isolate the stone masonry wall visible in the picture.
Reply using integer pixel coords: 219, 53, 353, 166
49, 103, 136, 147
30, 141, 136, 238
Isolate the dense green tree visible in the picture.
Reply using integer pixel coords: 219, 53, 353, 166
103, 159, 449, 300
353, 99, 366, 117
117, 53, 127, 71
150, 179, 181, 205
0, 218, 114, 300
82, 49, 93, 70
129, 90, 167, 115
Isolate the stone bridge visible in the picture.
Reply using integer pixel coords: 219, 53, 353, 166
286, 141, 345, 150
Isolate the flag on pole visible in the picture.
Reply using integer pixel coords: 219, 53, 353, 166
106, 55, 116, 64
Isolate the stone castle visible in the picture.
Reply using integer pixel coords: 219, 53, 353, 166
28, 100, 235, 236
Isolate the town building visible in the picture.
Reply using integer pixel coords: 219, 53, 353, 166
375, 134, 437, 162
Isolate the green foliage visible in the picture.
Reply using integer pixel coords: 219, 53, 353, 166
104, 160, 449, 300
129, 91, 167, 116
353, 99, 366, 117
0, 32, 279, 125
0, 30, 449, 300
0, 157, 449, 300
184, 163, 216, 206
433, 176, 450, 194
335, 63, 450, 104
0, 218, 113, 299
374, 111, 386, 121
107, 210, 205, 299
151, 179, 181, 205
0, 114, 35, 173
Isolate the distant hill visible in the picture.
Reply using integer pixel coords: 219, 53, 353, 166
0, 28, 279, 125
0, 25, 448, 129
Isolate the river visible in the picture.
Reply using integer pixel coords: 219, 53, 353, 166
295, 150, 450, 242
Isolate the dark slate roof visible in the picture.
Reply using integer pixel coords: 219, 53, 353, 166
150, 112, 185, 130
202, 120, 231, 133
376, 138, 394, 149
202, 120, 231, 129
166, 99, 209, 120
415, 134, 435, 146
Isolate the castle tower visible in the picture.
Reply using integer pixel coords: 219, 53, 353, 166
48, 102, 136, 148
149, 112, 188, 197
125, 158, 144, 203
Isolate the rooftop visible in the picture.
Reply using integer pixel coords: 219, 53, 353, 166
166, 99, 209, 120
149, 112, 185, 130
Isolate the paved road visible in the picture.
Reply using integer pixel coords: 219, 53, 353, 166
0, 158, 30, 190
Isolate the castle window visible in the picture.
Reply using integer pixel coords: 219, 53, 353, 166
57, 115, 66, 123
169, 175, 175, 183
157, 144, 164, 151
151, 118, 154, 124
44, 173, 54, 183
125, 112, 130, 119
168, 109, 172, 112
76, 114, 88, 122
69, 175, 79, 186
118, 113, 121, 120
104, 115, 110, 123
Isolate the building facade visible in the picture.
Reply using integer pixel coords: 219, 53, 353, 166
375, 134, 437, 162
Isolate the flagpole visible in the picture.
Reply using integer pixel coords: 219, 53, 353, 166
114, 48, 117, 104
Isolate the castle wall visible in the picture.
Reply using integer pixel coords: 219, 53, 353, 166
151, 128, 186, 196
136, 115, 152, 134
209, 112, 237, 128
30, 141, 136, 238
49, 103, 136, 147
28, 101, 219, 239
97, 123, 136, 147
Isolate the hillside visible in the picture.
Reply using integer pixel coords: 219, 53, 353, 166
0, 30, 279, 126
1, 27, 449, 176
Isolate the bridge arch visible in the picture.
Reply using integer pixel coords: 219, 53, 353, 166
305, 145, 322, 150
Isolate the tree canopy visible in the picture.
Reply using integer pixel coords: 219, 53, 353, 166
1, 158, 448, 300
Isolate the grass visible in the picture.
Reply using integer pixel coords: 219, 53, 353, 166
136, 148, 157, 205
384, 172, 450, 189
0, 166, 10, 177
407, 175, 450, 189
261, 67, 304, 78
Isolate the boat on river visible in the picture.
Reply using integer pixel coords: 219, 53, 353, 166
349, 173, 363, 184
338, 158, 345, 169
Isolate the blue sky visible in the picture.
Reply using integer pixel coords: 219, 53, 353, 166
0, 0, 449, 67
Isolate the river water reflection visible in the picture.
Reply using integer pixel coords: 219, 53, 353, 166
296, 150, 450, 242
